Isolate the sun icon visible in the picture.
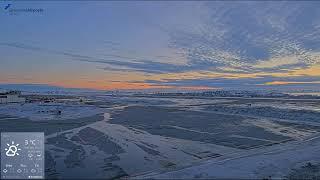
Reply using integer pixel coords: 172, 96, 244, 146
5, 141, 21, 157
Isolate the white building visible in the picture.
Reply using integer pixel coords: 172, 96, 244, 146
0, 91, 25, 104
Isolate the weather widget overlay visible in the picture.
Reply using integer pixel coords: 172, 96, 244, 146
1, 132, 44, 179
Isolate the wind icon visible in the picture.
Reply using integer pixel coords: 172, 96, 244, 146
4, 4, 11, 10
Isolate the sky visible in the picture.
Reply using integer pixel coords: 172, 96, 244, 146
1, 1, 320, 91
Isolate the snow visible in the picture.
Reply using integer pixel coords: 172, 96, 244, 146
137, 134, 320, 179
0, 103, 103, 121
2, 94, 320, 178
245, 119, 317, 140
45, 112, 241, 178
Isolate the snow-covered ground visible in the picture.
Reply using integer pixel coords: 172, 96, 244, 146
248, 101, 320, 112
0, 103, 103, 121
2, 94, 320, 179
136, 133, 320, 179
45, 112, 241, 179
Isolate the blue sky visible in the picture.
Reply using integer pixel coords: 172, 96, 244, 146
1, 1, 320, 91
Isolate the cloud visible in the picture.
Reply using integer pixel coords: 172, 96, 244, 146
2, 2, 320, 91
0, 42, 191, 74
168, 1, 320, 73
264, 81, 320, 85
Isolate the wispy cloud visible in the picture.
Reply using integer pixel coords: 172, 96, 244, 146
264, 81, 320, 85
2, 2, 320, 91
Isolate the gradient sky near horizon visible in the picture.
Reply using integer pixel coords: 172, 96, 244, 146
1, 1, 320, 91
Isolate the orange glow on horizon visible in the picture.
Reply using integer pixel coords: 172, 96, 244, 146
1, 64, 319, 90
50, 81, 218, 91
264, 81, 320, 85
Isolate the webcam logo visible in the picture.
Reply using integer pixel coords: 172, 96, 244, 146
4, 4, 11, 10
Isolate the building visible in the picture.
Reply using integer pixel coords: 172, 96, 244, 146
0, 91, 26, 104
